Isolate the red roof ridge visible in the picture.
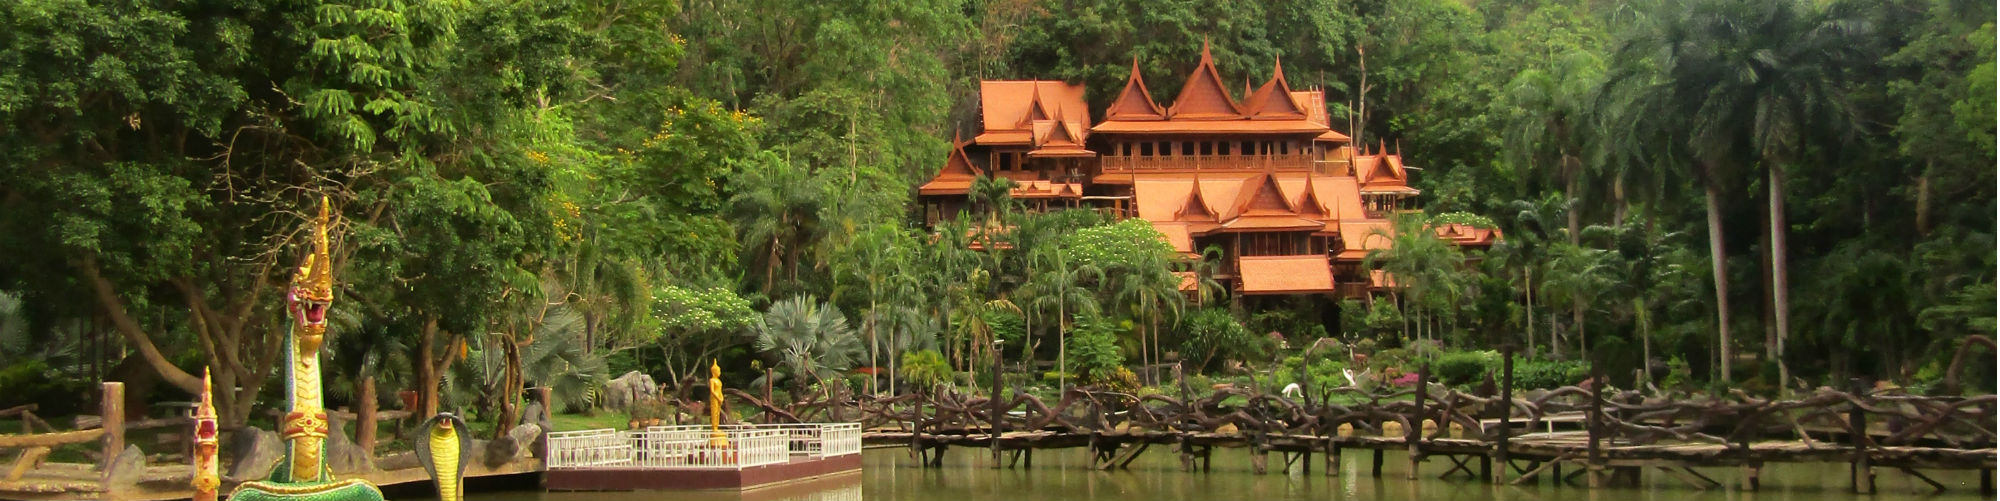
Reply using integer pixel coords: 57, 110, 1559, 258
1244, 57, 1308, 120
1167, 39, 1245, 120
1104, 57, 1167, 121
1298, 169, 1330, 218
1176, 171, 1217, 221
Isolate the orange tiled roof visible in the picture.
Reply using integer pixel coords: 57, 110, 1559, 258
978, 80, 1089, 147
1166, 40, 1245, 120
1238, 255, 1337, 294
1106, 57, 1167, 121
918, 136, 984, 195
1175, 271, 1200, 291
1010, 180, 1084, 199
1093, 118, 1330, 134
1434, 223, 1502, 247
1242, 58, 1308, 120
1336, 220, 1394, 260
1153, 222, 1195, 253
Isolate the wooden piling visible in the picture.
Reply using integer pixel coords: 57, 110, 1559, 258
1371, 448, 1384, 478
357, 376, 377, 456
100, 382, 123, 472
1587, 365, 1604, 488
1325, 438, 1340, 477
1849, 378, 1874, 494
1495, 346, 1514, 485
1408, 363, 1428, 480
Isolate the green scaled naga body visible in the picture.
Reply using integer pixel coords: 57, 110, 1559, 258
230, 198, 385, 501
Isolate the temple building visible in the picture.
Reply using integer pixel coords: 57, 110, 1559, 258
918, 42, 1488, 301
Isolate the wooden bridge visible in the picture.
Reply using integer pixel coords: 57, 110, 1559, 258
821, 358, 1995, 494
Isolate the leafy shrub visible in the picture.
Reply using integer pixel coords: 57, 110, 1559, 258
1434, 351, 1499, 386
899, 350, 953, 394
1082, 366, 1140, 393
1304, 357, 1349, 390
1067, 314, 1124, 382
1509, 357, 1589, 390
845, 373, 871, 395
0, 360, 87, 415
1177, 308, 1270, 371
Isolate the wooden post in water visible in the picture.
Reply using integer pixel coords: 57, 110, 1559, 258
1587, 364, 1604, 488
1325, 438, 1340, 477
1495, 344, 1514, 485
357, 376, 377, 456
1408, 363, 1428, 480
1849, 377, 1874, 494
1497, 347, 1515, 484
100, 382, 123, 472
991, 341, 1003, 469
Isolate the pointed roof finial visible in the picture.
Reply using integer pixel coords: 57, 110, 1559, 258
1201, 36, 1213, 63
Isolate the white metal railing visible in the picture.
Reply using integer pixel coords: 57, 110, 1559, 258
546, 429, 633, 468
629, 428, 787, 469
549, 423, 859, 470
821, 423, 861, 457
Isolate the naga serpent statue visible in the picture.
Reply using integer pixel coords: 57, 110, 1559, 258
414, 413, 473, 501
230, 198, 385, 501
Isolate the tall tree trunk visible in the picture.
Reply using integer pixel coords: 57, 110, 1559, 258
1768, 166, 1792, 396
867, 297, 878, 396
1566, 160, 1582, 246
1057, 298, 1067, 395
1759, 200, 1775, 365
1613, 173, 1628, 225
495, 337, 521, 438
1914, 163, 1932, 235
1524, 267, 1536, 359
416, 318, 439, 418
1574, 299, 1586, 358
1703, 182, 1734, 383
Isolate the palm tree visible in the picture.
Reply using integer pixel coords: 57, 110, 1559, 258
1542, 242, 1615, 357
1603, 0, 1865, 384
753, 296, 865, 399
729, 152, 824, 296
1112, 256, 1185, 384
1023, 244, 1103, 392
847, 224, 918, 395
1493, 195, 1565, 357
1503, 50, 1605, 244
1365, 213, 1463, 352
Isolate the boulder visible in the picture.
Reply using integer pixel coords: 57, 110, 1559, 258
481, 424, 544, 468
376, 451, 418, 471
323, 413, 373, 474
517, 401, 555, 458
101, 445, 146, 489
224, 427, 282, 482
603, 371, 657, 411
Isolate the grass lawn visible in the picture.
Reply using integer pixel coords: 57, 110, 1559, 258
551, 410, 631, 431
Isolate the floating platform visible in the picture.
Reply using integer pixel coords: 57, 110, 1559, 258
544, 423, 862, 492
544, 454, 860, 491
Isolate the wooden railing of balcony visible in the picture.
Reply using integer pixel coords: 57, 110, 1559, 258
1100, 154, 1314, 172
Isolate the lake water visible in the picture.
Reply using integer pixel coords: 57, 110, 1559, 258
464, 447, 1992, 500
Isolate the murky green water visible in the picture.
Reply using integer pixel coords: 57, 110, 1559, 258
464, 447, 1991, 500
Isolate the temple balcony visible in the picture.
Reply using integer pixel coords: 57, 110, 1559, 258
1099, 154, 1314, 173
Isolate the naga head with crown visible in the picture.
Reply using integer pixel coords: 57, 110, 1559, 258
288, 197, 336, 354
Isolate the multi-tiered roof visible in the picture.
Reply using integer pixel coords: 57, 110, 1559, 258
919, 41, 1458, 297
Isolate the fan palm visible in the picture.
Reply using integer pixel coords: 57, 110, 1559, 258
753, 295, 864, 399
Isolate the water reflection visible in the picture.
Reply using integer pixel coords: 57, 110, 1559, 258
466, 448, 1989, 500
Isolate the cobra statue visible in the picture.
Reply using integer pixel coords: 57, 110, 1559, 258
230, 198, 386, 501
415, 413, 474, 501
